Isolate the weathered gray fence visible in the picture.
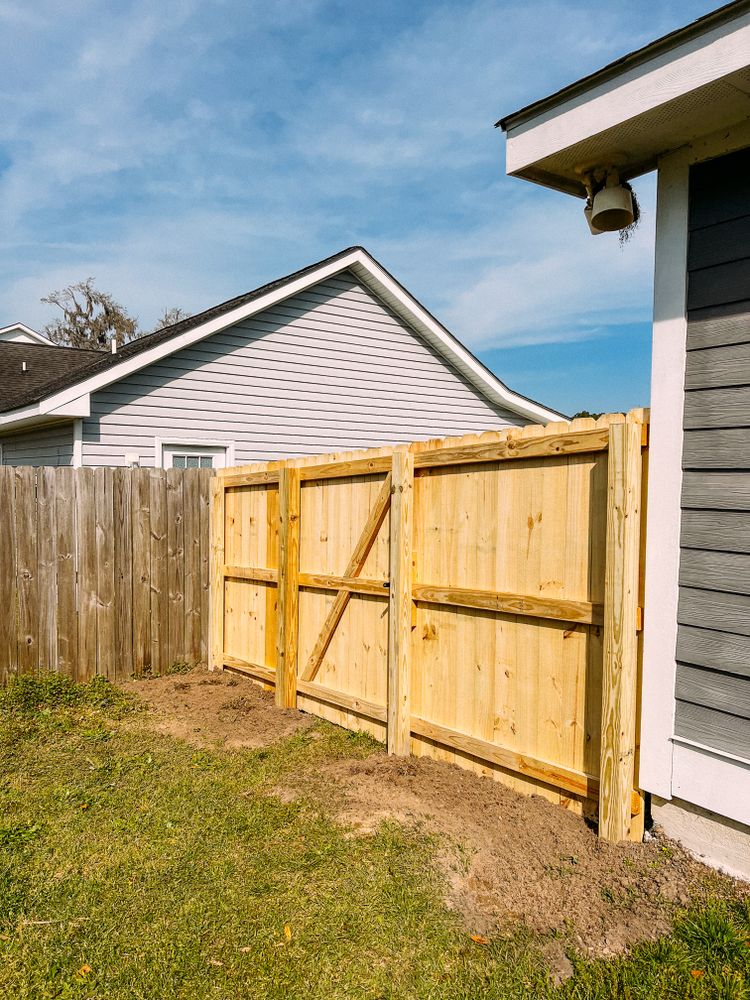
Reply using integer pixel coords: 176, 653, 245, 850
0, 466, 212, 684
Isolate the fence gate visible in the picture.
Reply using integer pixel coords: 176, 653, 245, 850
211, 411, 648, 843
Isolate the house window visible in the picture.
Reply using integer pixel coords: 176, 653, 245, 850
160, 442, 230, 469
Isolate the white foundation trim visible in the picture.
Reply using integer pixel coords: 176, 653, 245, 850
672, 742, 750, 827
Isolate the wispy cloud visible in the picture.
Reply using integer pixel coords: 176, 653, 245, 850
0, 0, 717, 405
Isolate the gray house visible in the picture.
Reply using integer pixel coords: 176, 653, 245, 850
0, 247, 561, 469
500, 1, 750, 875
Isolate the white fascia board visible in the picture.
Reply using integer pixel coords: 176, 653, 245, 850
43, 394, 90, 418
29, 248, 562, 426
505, 13, 750, 176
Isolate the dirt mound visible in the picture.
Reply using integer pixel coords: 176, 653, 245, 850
122, 670, 313, 748
304, 754, 741, 957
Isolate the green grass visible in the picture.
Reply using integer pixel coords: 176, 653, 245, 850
0, 676, 748, 999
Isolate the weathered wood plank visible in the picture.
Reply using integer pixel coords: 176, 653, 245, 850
388, 447, 413, 756
676, 662, 750, 720
132, 469, 152, 676
300, 472, 393, 682
198, 470, 212, 667
413, 584, 602, 626
113, 469, 133, 682
149, 469, 168, 674
414, 426, 609, 469
276, 468, 300, 709
677, 623, 750, 677
54, 468, 78, 680
36, 467, 57, 674
599, 421, 642, 842
15, 467, 38, 675
0, 468, 18, 684
209, 478, 225, 671
94, 468, 115, 680
182, 469, 202, 666
166, 468, 185, 669
76, 469, 97, 681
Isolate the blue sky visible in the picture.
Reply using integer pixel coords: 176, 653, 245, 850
0, 0, 720, 415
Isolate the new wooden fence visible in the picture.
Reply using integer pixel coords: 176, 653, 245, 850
0, 466, 212, 684
211, 410, 649, 843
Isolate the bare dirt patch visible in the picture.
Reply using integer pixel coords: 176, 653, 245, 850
118, 674, 745, 959
121, 670, 313, 749
289, 754, 744, 958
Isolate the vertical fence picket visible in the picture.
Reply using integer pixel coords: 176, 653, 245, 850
76, 469, 97, 681
209, 477, 225, 671
183, 469, 202, 666
0, 467, 18, 684
599, 420, 643, 842
387, 447, 413, 756
113, 469, 133, 682
166, 468, 185, 670
15, 467, 38, 676
149, 469, 168, 675
132, 469, 152, 676
199, 470, 212, 668
275, 467, 300, 709
55, 468, 78, 679
37, 467, 58, 674
95, 468, 115, 680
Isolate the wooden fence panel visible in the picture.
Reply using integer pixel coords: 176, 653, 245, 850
213, 411, 648, 842
0, 466, 211, 685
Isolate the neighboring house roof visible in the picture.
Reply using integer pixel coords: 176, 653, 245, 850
498, 0, 750, 196
0, 247, 564, 426
0, 342, 101, 411
0, 323, 54, 346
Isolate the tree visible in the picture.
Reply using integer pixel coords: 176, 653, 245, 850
571, 409, 604, 420
152, 307, 190, 331
42, 279, 139, 351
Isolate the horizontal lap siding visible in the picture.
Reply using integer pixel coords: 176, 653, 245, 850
676, 146, 750, 760
0, 423, 74, 466
83, 273, 520, 467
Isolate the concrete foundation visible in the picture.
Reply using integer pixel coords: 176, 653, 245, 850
652, 795, 750, 881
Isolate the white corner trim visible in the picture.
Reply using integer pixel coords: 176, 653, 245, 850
154, 437, 236, 469
72, 419, 83, 468
4, 249, 560, 429
505, 12, 750, 175
639, 150, 689, 800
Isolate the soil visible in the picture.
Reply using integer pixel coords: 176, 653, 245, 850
122, 670, 313, 749
123, 670, 746, 960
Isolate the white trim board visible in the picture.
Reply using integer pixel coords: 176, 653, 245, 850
0, 323, 53, 346
0, 249, 562, 432
154, 437, 236, 469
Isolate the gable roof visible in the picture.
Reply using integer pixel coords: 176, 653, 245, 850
0, 247, 563, 426
0, 323, 54, 346
0, 342, 101, 412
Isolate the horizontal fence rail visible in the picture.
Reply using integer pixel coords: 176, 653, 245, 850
0, 466, 212, 684
211, 410, 649, 843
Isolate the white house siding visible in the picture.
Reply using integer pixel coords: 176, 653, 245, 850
0, 422, 74, 466
81, 271, 521, 467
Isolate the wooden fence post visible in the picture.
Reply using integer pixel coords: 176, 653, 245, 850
209, 477, 225, 672
388, 447, 413, 755
599, 420, 643, 842
276, 468, 300, 708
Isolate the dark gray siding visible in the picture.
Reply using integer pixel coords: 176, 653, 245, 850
677, 146, 750, 761
82, 271, 522, 467
0, 422, 74, 466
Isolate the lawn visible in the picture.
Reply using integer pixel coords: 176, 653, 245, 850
0, 675, 748, 1000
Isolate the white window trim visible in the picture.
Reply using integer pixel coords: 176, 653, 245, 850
640, 121, 750, 802
154, 437, 235, 470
